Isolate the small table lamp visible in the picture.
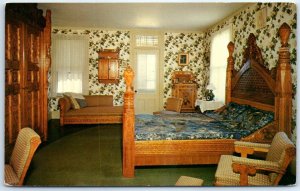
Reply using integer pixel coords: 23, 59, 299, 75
205, 84, 215, 101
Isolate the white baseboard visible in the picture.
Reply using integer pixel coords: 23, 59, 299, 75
48, 111, 60, 120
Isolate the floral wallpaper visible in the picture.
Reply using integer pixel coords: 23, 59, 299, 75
48, 28, 130, 112
48, 30, 209, 112
163, 32, 208, 104
204, 2, 297, 140
48, 2, 297, 142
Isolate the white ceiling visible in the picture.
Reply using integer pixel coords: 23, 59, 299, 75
38, 3, 251, 31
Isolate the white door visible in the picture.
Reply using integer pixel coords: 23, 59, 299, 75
134, 50, 160, 114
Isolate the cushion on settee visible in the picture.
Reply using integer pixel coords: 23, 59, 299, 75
63, 93, 81, 109
76, 98, 88, 108
62, 96, 72, 112
63, 92, 89, 109
69, 96, 81, 109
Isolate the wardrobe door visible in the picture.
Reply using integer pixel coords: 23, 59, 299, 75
5, 4, 50, 146
23, 25, 42, 135
108, 59, 119, 80
99, 59, 110, 80
5, 19, 23, 144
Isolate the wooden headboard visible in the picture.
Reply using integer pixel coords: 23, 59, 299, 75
225, 23, 292, 138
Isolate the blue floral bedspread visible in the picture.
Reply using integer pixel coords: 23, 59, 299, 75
135, 103, 274, 141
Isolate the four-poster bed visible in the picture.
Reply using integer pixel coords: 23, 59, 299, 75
122, 23, 292, 177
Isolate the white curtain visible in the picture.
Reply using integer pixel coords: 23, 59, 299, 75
209, 26, 232, 103
51, 35, 89, 97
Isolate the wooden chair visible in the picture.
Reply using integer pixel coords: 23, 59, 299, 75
214, 132, 296, 186
153, 97, 183, 114
4, 127, 41, 186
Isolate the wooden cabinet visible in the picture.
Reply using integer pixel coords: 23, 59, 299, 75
98, 49, 119, 84
5, 3, 51, 148
172, 84, 197, 112
172, 71, 197, 112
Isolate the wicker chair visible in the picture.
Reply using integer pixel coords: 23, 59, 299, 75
214, 132, 296, 186
4, 127, 41, 186
153, 97, 183, 114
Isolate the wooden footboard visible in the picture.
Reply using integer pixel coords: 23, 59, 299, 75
135, 139, 235, 166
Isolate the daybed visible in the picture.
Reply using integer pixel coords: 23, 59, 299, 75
122, 23, 292, 177
59, 95, 123, 126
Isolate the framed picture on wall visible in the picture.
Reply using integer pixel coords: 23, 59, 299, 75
178, 53, 189, 66
256, 7, 267, 29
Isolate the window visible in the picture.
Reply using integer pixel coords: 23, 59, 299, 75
51, 35, 89, 96
136, 35, 158, 47
209, 26, 232, 103
136, 51, 157, 92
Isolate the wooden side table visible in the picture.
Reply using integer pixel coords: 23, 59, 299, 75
195, 100, 224, 113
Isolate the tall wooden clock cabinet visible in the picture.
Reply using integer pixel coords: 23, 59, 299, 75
5, 3, 51, 151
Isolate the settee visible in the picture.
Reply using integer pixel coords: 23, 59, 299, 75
58, 95, 123, 126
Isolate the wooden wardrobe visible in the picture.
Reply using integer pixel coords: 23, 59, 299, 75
5, 3, 51, 148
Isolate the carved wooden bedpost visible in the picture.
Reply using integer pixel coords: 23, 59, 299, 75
276, 23, 292, 137
226, 42, 234, 104
122, 66, 135, 177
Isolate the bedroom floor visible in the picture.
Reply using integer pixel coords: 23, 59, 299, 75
23, 120, 296, 187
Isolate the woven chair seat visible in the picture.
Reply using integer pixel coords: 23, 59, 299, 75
4, 165, 19, 185
175, 176, 204, 186
215, 155, 273, 186
4, 127, 41, 186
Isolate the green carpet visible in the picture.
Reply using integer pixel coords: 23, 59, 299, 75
24, 124, 217, 186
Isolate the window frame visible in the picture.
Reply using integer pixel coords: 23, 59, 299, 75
135, 49, 159, 93
50, 34, 89, 97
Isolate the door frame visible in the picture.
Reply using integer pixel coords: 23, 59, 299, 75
130, 30, 164, 111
